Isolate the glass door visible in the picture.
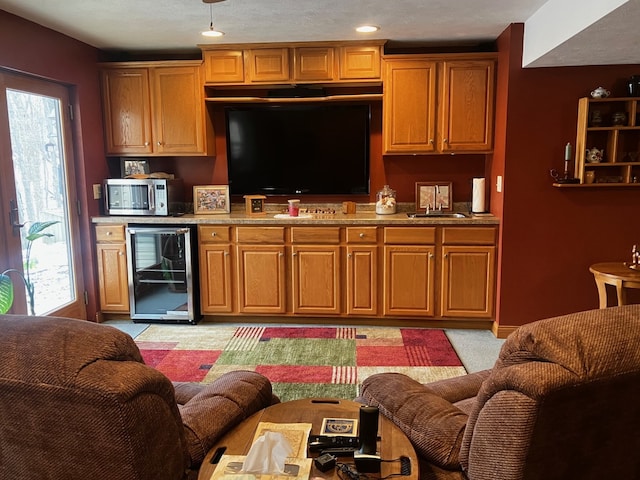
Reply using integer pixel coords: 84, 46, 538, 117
126, 226, 197, 323
0, 71, 86, 318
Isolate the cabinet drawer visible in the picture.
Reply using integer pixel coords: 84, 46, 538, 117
442, 227, 496, 245
383, 227, 436, 245
291, 227, 340, 244
236, 226, 285, 243
346, 227, 377, 244
95, 225, 125, 242
199, 225, 231, 243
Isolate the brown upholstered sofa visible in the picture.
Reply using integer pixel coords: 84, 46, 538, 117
0, 314, 277, 480
360, 305, 640, 480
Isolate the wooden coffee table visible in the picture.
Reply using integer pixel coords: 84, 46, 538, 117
198, 398, 419, 480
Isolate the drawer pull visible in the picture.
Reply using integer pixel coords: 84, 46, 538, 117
211, 232, 217, 237
106, 231, 112, 236
359, 233, 365, 238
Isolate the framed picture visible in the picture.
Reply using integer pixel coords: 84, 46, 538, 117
193, 185, 230, 214
415, 182, 452, 212
121, 159, 150, 177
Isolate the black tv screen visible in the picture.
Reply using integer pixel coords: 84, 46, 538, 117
225, 104, 370, 196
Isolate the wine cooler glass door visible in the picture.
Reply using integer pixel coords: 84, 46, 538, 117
126, 226, 197, 323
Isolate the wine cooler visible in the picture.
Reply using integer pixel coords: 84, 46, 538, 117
125, 225, 199, 324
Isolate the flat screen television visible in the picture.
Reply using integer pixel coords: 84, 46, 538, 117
225, 104, 370, 196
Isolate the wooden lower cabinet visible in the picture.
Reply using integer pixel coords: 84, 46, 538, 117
346, 245, 377, 315
191, 223, 497, 321
292, 245, 341, 315
440, 227, 496, 318
441, 245, 495, 318
95, 225, 129, 313
198, 226, 233, 313
236, 245, 286, 314
383, 246, 436, 316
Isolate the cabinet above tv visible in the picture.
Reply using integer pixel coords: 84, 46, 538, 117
199, 40, 386, 86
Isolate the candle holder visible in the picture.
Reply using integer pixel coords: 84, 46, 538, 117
551, 142, 580, 184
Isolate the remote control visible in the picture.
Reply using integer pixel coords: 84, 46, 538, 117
308, 435, 359, 451
319, 447, 357, 457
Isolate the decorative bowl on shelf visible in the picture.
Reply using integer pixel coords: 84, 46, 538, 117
590, 86, 610, 98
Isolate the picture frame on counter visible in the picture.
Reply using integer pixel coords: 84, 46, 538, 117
416, 182, 452, 212
193, 185, 230, 214
121, 159, 150, 178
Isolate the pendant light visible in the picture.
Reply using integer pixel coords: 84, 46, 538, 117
202, 0, 225, 38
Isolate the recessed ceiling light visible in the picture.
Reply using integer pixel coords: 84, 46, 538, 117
356, 25, 380, 33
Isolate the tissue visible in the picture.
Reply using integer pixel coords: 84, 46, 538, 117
472, 178, 486, 213
242, 431, 293, 474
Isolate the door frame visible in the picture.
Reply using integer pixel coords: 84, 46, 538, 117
0, 70, 86, 318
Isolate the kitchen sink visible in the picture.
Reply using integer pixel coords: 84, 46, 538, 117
406, 212, 469, 218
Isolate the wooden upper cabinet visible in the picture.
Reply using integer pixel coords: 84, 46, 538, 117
247, 48, 290, 83
440, 60, 495, 152
294, 47, 335, 82
101, 68, 153, 155
339, 45, 381, 80
203, 50, 244, 83
101, 61, 211, 156
152, 66, 206, 154
383, 59, 437, 154
382, 55, 496, 155
200, 41, 384, 86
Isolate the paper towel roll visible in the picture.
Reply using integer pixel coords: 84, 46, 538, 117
472, 178, 486, 213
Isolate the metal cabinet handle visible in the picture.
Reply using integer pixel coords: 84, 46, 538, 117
359, 233, 365, 238
211, 232, 217, 237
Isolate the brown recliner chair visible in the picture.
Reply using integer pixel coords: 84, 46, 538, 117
0, 314, 277, 480
360, 304, 640, 480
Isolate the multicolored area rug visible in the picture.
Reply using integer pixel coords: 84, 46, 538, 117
135, 325, 466, 402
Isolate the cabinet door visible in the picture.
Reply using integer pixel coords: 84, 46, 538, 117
440, 60, 495, 152
294, 47, 335, 81
101, 68, 153, 155
292, 245, 341, 315
199, 244, 233, 313
441, 246, 495, 318
203, 50, 245, 83
151, 66, 206, 155
236, 245, 286, 313
247, 48, 290, 83
383, 245, 435, 317
346, 245, 377, 316
383, 59, 437, 154
339, 46, 381, 80
96, 243, 129, 312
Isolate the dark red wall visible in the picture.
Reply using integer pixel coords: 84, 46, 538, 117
494, 24, 640, 328
0, 10, 106, 320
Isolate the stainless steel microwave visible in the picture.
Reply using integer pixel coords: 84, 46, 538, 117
103, 178, 183, 216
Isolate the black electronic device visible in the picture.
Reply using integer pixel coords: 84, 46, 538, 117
225, 104, 371, 196
308, 435, 359, 451
319, 447, 357, 457
314, 453, 337, 472
354, 405, 380, 473
357, 405, 379, 455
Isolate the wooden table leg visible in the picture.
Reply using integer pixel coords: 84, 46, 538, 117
615, 279, 627, 306
593, 273, 608, 309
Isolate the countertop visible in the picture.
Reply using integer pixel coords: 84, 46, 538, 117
92, 210, 499, 226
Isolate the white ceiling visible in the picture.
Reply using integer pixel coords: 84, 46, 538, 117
0, 0, 638, 67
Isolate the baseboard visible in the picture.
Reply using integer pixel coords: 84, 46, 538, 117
492, 321, 518, 339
